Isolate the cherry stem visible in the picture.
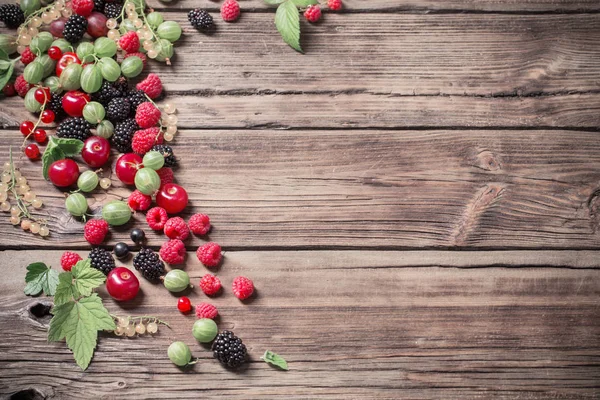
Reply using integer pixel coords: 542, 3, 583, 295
21, 94, 47, 149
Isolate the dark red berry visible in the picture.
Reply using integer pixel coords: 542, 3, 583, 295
48, 46, 62, 60
106, 267, 140, 301
62, 90, 90, 117
115, 153, 142, 185
20, 121, 34, 136
156, 184, 188, 215
41, 110, 55, 123
81, 136, 110, 168
33, 129, 47, 143
48, 159, 80, 187
177, 296, 192, 313
25, 144, 40, 160
2, 83, 16, 97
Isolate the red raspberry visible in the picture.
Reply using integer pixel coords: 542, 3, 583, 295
136, 73, 162, 99
232, 276, 254, 300
14, 75, 32, 97
124, 52, 147, 68
132, 127, 163, 155
159, 239, 186, 265
84, 219, 109, 245
20, 47, 36, 65
188, 213, 211, 235
195, 302, 218, 319
60, 251, 82, 271
164, 216, 189, 240
146, 207, 168, 230
128, 189, 152, 211
119, 31, 140, 54
304, 5, 321, 22
327, 0, 342, 10
156, 167, 174, 188
199, 273, 221, 296
196, 242, 222, 267
72, 0, 94, 16
2, 83, 16, 97
221, 0, 240, 22
135, 102, 161, 129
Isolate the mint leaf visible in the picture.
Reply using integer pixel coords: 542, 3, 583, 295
54, 272, 79, 306
71, 259, 105, 297
264, 0, 286, 4
0, 61, 14, 95
261, 350, 289, 370
275, 0, 302, 53
54, 137, 84, 157
0, 49, 9, 61
24, 262, 59, 296
291, 0, 318, 6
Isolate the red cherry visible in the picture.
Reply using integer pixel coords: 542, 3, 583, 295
24, 144, 40, 160
48, 46, 62, 60
156, 184, 188, 214
177, 296, 192, 313
41, 110, 55, 124
62, 90, 90, 117
106, 267, 140, 301
55, 52, 81, 77
48, 159, 80, 187
115, 153, 143, 185
33, 129, 47, 143
20, 120, 34, 136
81, 136, 110, 168
34, 87, 51, 104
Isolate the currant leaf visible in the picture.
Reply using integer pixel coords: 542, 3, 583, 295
261, 350, 289, 370
71, 259, 106, 297
53, 272, 79, 306
275, 0, 302, 52
24, 262, 59, 296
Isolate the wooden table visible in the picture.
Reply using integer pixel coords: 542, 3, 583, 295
1, 1, 600, 398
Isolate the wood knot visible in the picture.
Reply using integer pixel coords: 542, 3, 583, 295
588, 189, 600, 233
9, 388, 47, 400
29, 302, 52, 319
472, 150, 502, 172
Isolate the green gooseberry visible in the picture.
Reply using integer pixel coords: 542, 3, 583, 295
142, 151, 165, 170
65, 192, 88, 216
59, 63, 83, 91
83, 102, 106, 125
156, 21, 182, 42
120, 56, 143, 78
23, 61, 44, 84
163, 270, 190, 293
102, 201, 132, 226
24, 87, 42, 113
95, 120, 114, 139
168, 341, 193, 367
192, 319, 218, 343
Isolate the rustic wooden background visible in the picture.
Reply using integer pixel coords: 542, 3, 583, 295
1, 0, 600, 399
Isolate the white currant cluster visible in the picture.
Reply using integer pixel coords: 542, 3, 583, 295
15, 1, 69, 53
160, 103, 177, 142
113, 315, 168, 337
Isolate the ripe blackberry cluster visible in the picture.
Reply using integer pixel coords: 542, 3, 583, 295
47, 93, 65, 118
188, 9, 213, 30
88, 248, 116, 275
93, 81, 122, 105
111, 118, 138, 153
106, 97, 131, 122
113, 76, 129, 96
133, 248, 165, 281
151, 145, 177, 167
103, 2, 122, 19
63, 15, 88, 43
57, 117, 92, 141
212, 331, 247, 368
127, 90, 147, 115
0, 4, 24, 28
93, 0, 104, 12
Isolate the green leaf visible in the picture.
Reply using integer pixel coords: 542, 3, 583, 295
261, 350, 289, 370
41, 144, 65, 180
0, 60, 11, 71
48, 300, 75, 341
54, 271, 79, 306
264, 0, 286, 4
54, 137, 85, 157
275, 0, 302, 53
291, 0, 318, 6
0, 62, 14, 95
0, 48, 9, 61
71, 259, 105, 297
24, 262, 59, 296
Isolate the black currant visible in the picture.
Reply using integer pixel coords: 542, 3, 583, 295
130, 228, 145, 244
114, 242, 130, 259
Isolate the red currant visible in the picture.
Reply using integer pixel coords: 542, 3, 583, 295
62, 90, 90, 117
115, 153, 143, 185
156, 184, 188, 215
41, 110, 55, 124
2, 83, 16, 97
177, 296, 192, 313
48, 159, 80, 187
47, 46, 62, 61
20, 120, 34, 136
106, 267, 140, 301
81, 136, 110, 168
34, 87, 51, 104
33, 129, 47, 143
24, 144, 40, 160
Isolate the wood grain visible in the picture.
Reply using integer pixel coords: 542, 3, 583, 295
0, 250, 599, 399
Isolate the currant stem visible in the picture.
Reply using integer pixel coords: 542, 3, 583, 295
110, 314, 171, 327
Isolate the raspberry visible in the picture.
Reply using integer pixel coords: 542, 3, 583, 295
124, 52, 147, 68
196, 302, 218, 319
20, 47, 36, 65
132, 127, 163, 155
164, 216, 189, 240
84, 219, 109, 245
199, 273, 221, 296
327, 0, 342, 10
60, 251, 82, 271
136, 73, 162, 99
128, 189, 152, 211
232, 276, 254, 300
189, 213, 211, 235
135, 102, 161, 129
119, 31, 140, 54
221, 0, 240, 22
2, 83, 16, 97
159, 239, 186, 265
72, 0, 94, 16
196, 242, 222, 268
156, 167, 174, 188
14, 75, 32, 97
304, 5, 321, 22
146, 207, 168, 230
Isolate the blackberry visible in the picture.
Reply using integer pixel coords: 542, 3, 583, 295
92, 81, 121, 105
103, 2, 122, 19
0, 4, 24, 28
113, 76, 129, 96
106, 97, 131, 122
127, 90, 147, 115
57, 117, 91, 141
133, 248, 165, 281
88, 248, 116, 275
188, 9, 213, 30
93, 0, 105, 12
47, 93, 65, 119
151, 145, 177, 167
212, 331, 247, 368
111, 119, 138, 153
63, 15, 88, 43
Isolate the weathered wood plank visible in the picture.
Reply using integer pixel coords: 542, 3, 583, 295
2, 93, 600, 129
0, 129, 599, 249
1, 250, 598, 399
